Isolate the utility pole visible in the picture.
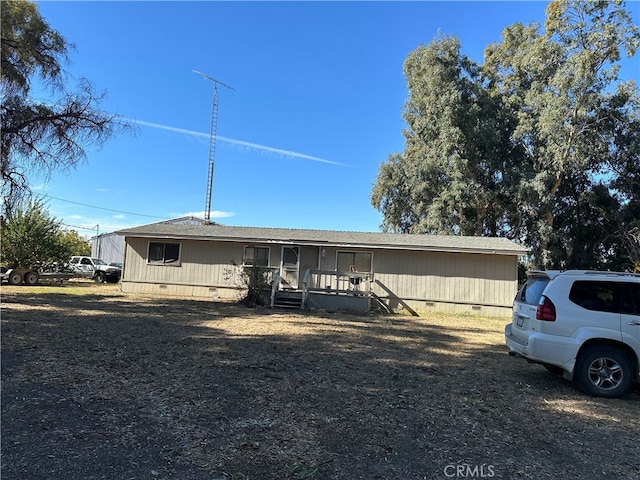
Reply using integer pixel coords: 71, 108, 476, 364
95, 225, 100, 258
193, 70, 235, 223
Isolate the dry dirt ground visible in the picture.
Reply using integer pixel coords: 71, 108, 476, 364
1, 282, 639, 480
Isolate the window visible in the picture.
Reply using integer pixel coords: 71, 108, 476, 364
148, 242, 181, 265
518, 277, 551, 305
569, 281, 621, 313
282, 246, 299, 267
337, 251, 372, 273
243, 246, 269, 267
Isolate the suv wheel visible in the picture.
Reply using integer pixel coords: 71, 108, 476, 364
94, 271, 105, 283
574, 345, 634, 398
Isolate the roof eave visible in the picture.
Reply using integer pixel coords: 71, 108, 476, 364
119, 232, 528, 256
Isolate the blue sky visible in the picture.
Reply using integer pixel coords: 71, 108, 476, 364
33, 1, 639, 237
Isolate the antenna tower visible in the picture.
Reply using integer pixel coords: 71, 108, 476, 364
193, 70, 235, 222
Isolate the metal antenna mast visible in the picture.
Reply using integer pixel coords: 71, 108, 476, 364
193, 70, 235, 223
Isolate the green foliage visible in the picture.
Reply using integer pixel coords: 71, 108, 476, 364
0, 200, 87, 268
483, 0, 640, 268
238, 265, 272, 306
372, 0, 640, 270
371, 35, 523, 237
0, 0, 67, 94
59, 229, 91, 257
1, 0, 127, 216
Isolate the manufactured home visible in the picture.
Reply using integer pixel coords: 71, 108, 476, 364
116, 217, 528, 316
91, 232, 125, 265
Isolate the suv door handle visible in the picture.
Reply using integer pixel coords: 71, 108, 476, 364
628, 320, 640, 326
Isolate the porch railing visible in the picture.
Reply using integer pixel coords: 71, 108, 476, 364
270, 270, 281, 307
301, 269, 371, 308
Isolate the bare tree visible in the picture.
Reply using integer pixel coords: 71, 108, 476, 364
1, 0, 129, 216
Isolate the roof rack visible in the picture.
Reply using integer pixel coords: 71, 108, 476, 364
581, 270, 640, 278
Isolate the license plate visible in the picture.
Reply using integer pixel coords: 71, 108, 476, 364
516, 316, 524, 327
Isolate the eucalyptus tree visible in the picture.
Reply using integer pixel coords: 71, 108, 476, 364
608, 101, 640, 271
373, 0, 639, 270
483, 0, 639, 267
1, 0, 126, 217
371, 35, 522, 236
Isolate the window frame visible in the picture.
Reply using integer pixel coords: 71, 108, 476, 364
336, 250, 373, 273
243, 245, 270, 267
147, 241, 182, 266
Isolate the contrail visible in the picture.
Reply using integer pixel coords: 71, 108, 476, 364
127, 118, 346, 166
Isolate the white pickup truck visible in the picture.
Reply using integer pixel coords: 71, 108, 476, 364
68, 256, 121, 283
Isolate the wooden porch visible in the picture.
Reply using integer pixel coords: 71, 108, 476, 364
270, 269, 373, 313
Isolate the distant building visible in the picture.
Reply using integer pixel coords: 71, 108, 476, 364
91, 232, 124, 264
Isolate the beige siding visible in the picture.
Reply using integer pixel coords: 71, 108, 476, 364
121, 237, 518, 315
124, 238, 244, 285
315, 246, 517, 314
318, 247, 338, 271
122, 237, 283, 298
297, 246, 320, 286
372, 249, 517, 309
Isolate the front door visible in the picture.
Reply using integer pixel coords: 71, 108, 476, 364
281, 246, 300, 289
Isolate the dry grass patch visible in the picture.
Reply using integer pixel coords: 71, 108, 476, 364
1, 283, 639, 480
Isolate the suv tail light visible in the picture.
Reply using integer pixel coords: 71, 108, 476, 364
536, 295, 556, 321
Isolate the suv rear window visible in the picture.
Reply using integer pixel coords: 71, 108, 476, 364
517, 277, 550, 305
569, 281, 622, 313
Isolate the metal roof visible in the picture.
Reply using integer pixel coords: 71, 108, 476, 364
116, 218, 528, 256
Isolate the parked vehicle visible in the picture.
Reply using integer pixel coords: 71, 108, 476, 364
68, 256, 121, 283
1, 265, 74, 285
505, 270, 640, 398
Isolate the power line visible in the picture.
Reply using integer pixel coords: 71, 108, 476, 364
38, 194, 168, 219
60, 222, 97, 232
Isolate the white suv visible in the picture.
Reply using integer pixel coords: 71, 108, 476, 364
505, 270, 640, 398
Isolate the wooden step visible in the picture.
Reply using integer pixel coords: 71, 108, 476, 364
273, 291, 303, 309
